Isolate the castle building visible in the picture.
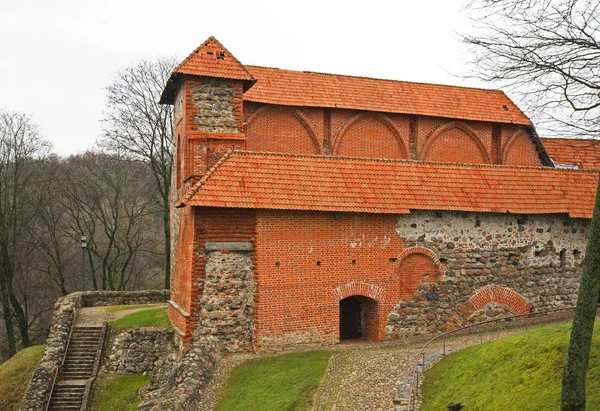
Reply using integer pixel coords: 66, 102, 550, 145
162, 37, 598, 350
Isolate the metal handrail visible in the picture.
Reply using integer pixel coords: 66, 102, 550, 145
44, 297, 82, 411
406, 304, 596, 410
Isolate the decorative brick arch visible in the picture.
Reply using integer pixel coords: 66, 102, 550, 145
245, 105, 321, 154
421, 121, 491, 164
332, 281, 385, 302
442, 286, 531, 330
332, 112, 408, 158
396, 247, 445, 277
501, 129, 540, 166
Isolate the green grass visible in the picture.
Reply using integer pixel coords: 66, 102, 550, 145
0, 345, 44, 410
105, 303, 166, 312
216, 351, 331, 411
108, 307, 172, 332
92, 374, 149, 411
421, 321, 600, 410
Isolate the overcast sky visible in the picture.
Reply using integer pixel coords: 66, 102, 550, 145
1, 0, 499, 156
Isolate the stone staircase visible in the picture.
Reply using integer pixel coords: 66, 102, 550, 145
48, 326, 104, 410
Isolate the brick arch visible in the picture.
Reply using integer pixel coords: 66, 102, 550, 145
396, 247, 445, 300
442, 286, 531, 330
332, 281, 386, 302
245, 105, 321, 154
421, 121, 491, 164
396, 247, 445, 276
332, 112, 408, 159
502, 129, 541, 166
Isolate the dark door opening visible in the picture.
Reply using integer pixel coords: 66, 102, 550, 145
340, 296, 363, 339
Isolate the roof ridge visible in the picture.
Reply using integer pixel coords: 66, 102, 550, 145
175, 36, 255, 80
246, 64, 508, 95
231, 150, 599, 174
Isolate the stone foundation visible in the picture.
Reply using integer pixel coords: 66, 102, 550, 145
196, 250, 255, 352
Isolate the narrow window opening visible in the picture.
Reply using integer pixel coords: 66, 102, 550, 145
559, 249, 567, 267
389, 257, 397, 263
316, 261, 321, 266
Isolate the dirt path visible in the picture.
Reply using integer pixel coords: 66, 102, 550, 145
74, 303, 168, 327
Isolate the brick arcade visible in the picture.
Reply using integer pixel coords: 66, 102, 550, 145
163, 37, 598, 351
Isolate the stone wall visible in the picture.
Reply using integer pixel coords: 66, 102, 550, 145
82, 290, 170, 307
22, 290, 170, 410
103, 328, 176, 374
192, 79, 238, 133
386, 210, 588, 336
138, 335, 222, 411
22, 293, 82, 410
196, 250, 255, 352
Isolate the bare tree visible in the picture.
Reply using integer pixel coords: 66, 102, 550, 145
463, 1, 600, 409
464, 0, 600, 137
62, 152, 163, 291
100, 57, 178, 289
0, 110, 51, 356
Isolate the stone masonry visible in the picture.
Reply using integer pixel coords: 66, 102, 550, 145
192, 79, 238, 133
196, 250, 255, 352
103, 328, 176, 374
386, 210, 588, 337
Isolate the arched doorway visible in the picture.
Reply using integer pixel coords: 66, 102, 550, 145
339, 295, 379, 340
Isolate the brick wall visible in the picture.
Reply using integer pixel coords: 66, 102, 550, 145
253, 210, 404, 349
169, 207, 255, 343
242, 103, 543, 166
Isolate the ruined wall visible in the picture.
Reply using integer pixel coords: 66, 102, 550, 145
386, 210, 587, 336
196, 250, 255, 352
103, 328, 176, 374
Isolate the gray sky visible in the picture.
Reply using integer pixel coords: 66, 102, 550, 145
1, 0, 495, 156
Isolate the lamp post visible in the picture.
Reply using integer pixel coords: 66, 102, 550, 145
81, 235, 87, 291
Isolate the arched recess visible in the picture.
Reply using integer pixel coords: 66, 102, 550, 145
332, 113, 408, 159
245, 105, 321, 154
396, 247, 445, 300
421, 121, 491, 164
442, 286, 531, 330
332, 281, 385, 302
502, 129, 542, 166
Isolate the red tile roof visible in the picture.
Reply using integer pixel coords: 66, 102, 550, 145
179, 151, 597, 218
541, 137, 600, 170
244, 66, 532, 125
160, 37, 254, 103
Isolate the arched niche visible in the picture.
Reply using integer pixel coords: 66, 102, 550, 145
332, 113, 408, 159
421, 121, 490, 164
245, 106, 321, 154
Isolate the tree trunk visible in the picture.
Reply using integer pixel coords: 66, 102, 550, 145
561, 178, 600, 410
0, 291, 16, 357
163, 203, 170, 289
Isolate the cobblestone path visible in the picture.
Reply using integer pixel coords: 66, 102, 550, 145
198, 314, 576, 411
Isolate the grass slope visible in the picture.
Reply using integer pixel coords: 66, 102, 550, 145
109, 307, 172, 332
216, 351, 331, 411
422, 321, 600, 410
92, 374, 149, 411
105, 303, 166, 312
0, 345, 44, 411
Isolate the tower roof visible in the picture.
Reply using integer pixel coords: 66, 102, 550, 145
160, 36, 255, 104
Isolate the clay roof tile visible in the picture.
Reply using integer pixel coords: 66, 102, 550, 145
179, 151, 597, 218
